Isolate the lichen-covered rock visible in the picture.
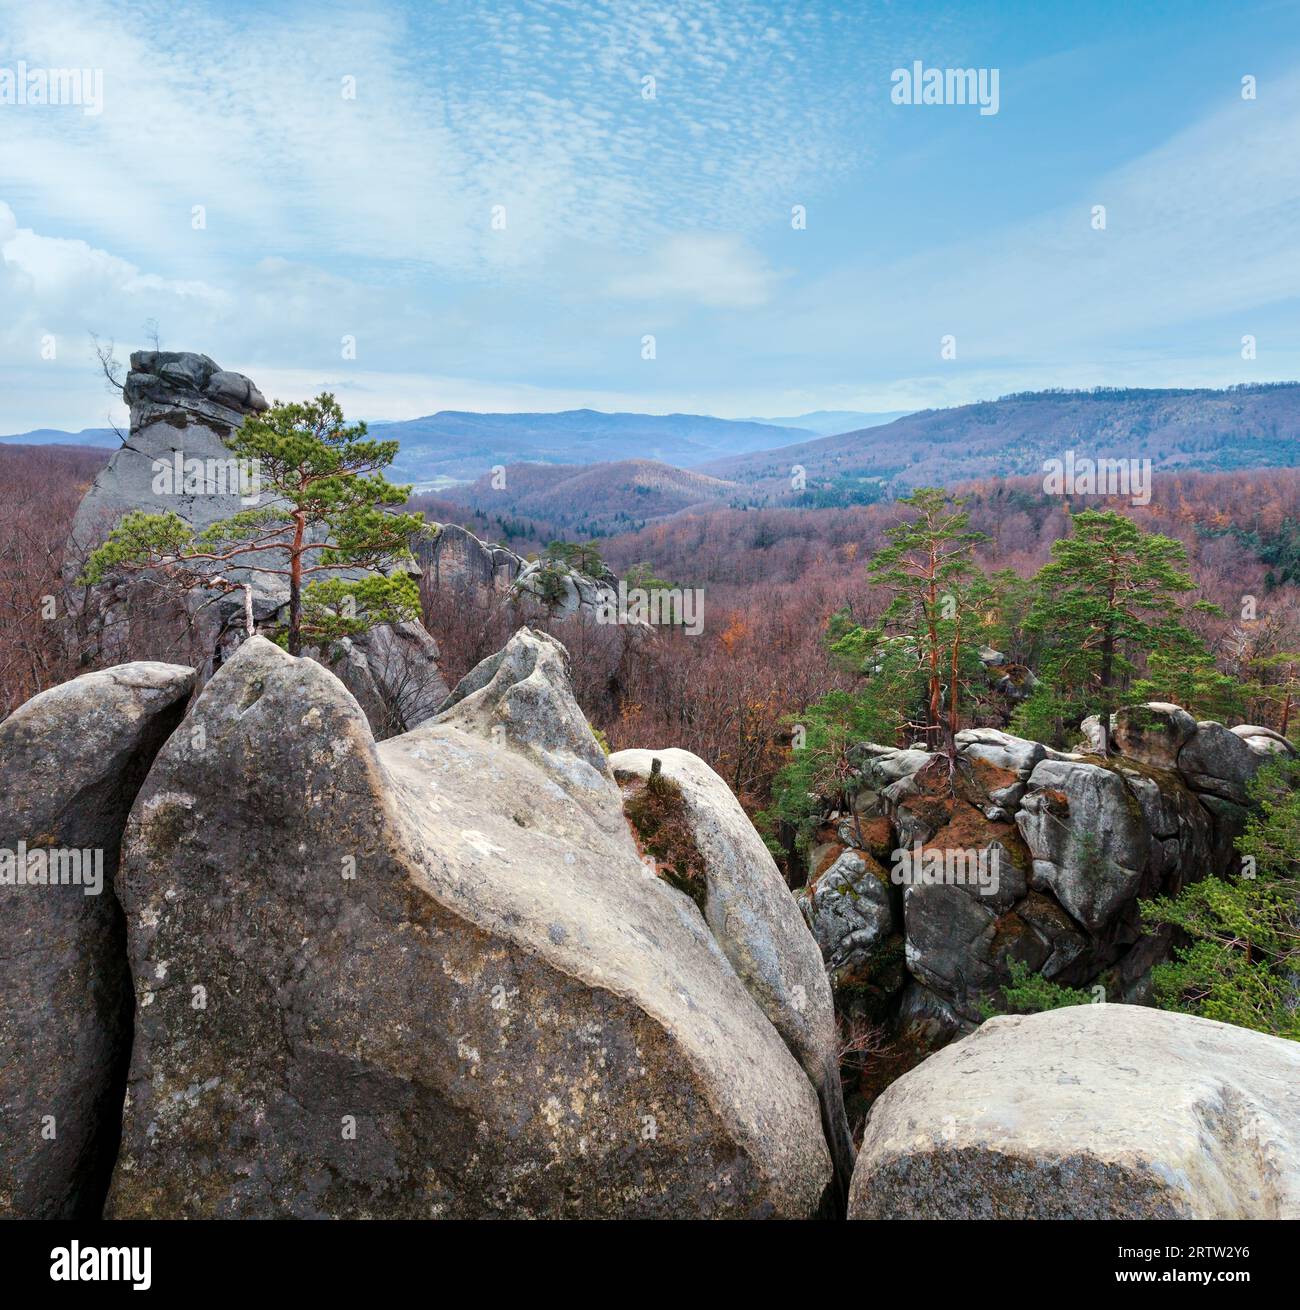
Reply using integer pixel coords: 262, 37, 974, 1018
1112, 702, 1198, 769
849, 1005, 1300, 1219
0, 662, 195, 1218
107, 634, 830, 1218
801, 850, 897, 980
611, 746, 854, 1197
1016, 759, 1150, 931
1180, 719, 1273, 803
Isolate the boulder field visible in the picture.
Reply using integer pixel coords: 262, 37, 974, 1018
798, 704, 1295, 1046
1, 638, 1297, 1220
104, 630, 832, 1217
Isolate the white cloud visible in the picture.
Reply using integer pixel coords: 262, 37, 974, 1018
606, 234, 779, 308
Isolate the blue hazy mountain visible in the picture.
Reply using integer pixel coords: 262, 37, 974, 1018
0, 427, 120, 448
741, 410, 912, 435
370, 409, 809, 486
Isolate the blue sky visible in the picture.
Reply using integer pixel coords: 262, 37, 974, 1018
2, 0, 1300, 432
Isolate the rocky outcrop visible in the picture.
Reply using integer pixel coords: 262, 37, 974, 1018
66, 350, 448, 738
69, 353, 268, 550
416, 522, 523, 598
416, 522, 625, 623
848, 1005, 1300, 1219
107, 632, 831, 1218
800, 710, 1292, 1044
0, 662, 195, 1218
610, 747, 855, 1197
1179, 719, 1271, 804
1111, 702, 1197, 769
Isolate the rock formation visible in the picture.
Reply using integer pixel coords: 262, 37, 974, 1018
611, 747, 855, 1196
106, 631, 832, 1218
65, 351, 447, 738
798, 714, 1294, 1049
0, 661, 195, 1218
848, 1005, 1300, 1219
416, 521, 625, 622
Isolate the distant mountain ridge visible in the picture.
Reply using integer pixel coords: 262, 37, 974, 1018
741, 410, 912, 435
443, 458, 739, 536
701, 383, 1300, 491
373, 409, 808, 485
0, 427, 120, 449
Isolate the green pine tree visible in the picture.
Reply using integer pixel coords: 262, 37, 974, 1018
1017, 510, 1214, 751
82, 393, 422, 655
1142, 757, 1300, 1040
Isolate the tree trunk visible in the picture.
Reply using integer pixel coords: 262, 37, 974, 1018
288, 511, 305, 656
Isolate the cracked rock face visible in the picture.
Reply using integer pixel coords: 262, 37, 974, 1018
611, 746, 855, 1198
107, 632, 830, 1218
71, 353, 269, 550
0, 661, 195, 1218
810, 707, 1266, 1031
849, 1005, 1300, 1219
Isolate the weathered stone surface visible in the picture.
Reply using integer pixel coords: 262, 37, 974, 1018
121, 350, 268, 432
1178, 720, 1267, 804
0, 662, 195, 1218
108, 634, 830, 1218
415, 522, 627, 625
801, 850, 897, 980
70, 354, 268, 552
1231, 724, 1296, 759
612, 746, 854, 1196
849, 1005, 1300, 1219
414, 522, 523, 598
1112, 702, 1197, 769
1016, 759, 1150, 931
316, 619, 449, 739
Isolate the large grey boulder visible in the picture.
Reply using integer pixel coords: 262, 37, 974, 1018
849, 1005, 1300, 1218
1180, 720, 1274, 803
1016, 759, 1150, 931
1112, 702, 1197, 769
611, 747, 855, 1196
414, 522, 524, 598
108, 633, 830, 1218
1231, 723, 1296, 759
0, 661, 195, 1218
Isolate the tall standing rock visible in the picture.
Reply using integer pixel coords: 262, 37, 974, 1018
0, 662, 195, 1217
66, 350, 448, 738
611, 746, 856, 1200
108, 634, 830, 1218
